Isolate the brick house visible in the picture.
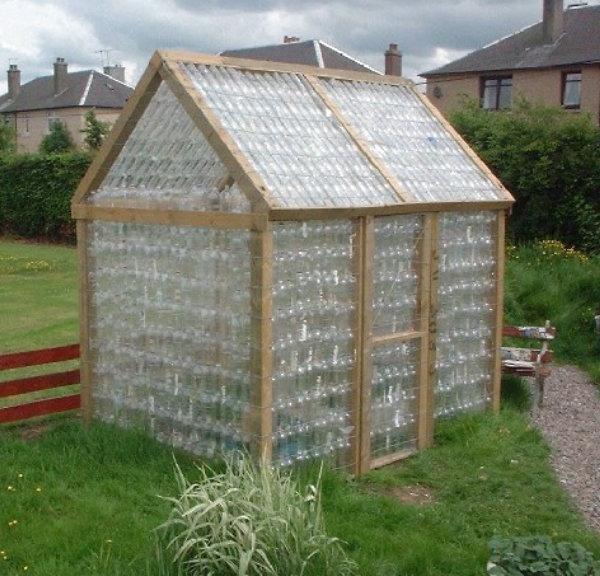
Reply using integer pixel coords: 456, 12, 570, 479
0, 58, 133, 153
421, 0, 600, 125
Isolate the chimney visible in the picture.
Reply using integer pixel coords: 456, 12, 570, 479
103, 64, 125, 83
283, 35, 300, 43
53, 57, 68, 95
385, 43, 402, 76
7, 64, 20, 100
543, 0, 564, 43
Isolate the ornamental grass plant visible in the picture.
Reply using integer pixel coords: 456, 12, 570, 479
153, 457, 357, 576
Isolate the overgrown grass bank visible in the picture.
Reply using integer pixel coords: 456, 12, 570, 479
504, 241, 600, 382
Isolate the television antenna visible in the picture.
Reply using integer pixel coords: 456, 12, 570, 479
95, 49, 114, 68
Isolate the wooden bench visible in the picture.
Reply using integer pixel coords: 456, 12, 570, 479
501, 322, 556, 408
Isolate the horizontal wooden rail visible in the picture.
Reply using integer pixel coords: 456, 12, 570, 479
0, 344, 80, 371
0, 395, 81, 425
0, 344, 81, 425
0, 369, 80, 399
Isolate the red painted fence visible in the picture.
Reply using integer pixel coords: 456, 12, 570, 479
0, 344, 80, 424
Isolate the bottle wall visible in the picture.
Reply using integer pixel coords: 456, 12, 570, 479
87, 221, 254, 456
270, 220, 357, 468
91, 81, 250, 213
434, 212, 496, 418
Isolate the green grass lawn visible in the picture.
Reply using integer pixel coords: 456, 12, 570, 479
1, 238, 600, 575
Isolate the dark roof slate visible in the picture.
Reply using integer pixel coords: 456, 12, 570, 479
221, 40, 379, 74
422, 5, 600, 77
0, 69, 133, 113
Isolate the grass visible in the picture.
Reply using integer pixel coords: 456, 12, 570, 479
504, 241, 600, 383
1, 237, 600, 574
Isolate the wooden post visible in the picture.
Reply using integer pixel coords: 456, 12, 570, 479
359, 216, 375, 474
417, 214, 434, 449
77, 220, 92, 426
425, 214, 439, 445
491, 210, 506, 412
250, 227, 273, 463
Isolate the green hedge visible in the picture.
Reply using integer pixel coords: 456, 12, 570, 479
451, 100, 600, 254
0, 152, 91, 242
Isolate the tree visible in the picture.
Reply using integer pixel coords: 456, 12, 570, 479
451, 99, 600, 253
0, 121, 15, 156
39, 121, 74, 154
81, 109, 110, 150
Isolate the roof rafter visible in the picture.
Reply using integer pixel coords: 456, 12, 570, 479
71, 52, 163, 206
304, 74, 415, 203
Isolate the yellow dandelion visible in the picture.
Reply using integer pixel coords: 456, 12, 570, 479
106, 539, 112, 544
17, 474, 23, 479
7, 485, 14, 491
23, 566, 28, 571
35, 487, 42, 493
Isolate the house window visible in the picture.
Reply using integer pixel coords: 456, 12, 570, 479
47, 111, 62, 132
481, 76, 513, 110
562, 72, 582, 109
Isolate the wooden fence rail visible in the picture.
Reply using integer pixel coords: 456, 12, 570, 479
0, 344, 80, 424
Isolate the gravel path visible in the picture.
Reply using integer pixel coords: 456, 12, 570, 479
531, 365, 600, 532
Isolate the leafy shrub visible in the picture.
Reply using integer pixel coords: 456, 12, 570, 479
39, 121, 75, 154
487, 536, 600, 575
82, 109, 110, 150
0, 121, 15, 156
451, 100, 600, 253
155, 457, 357, 576
0, 152, 91, 241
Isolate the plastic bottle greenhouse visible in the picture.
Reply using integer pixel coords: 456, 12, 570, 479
72, 50, 514, 474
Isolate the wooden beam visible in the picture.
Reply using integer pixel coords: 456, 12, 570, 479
371, 331, 422, 346
370, 449, 416, 471
249, 227, 273, 463
77, 220, 92, 426
359, 216, 375, 474
491, 210, 506, 412
414, 91, 515, 203
425, 214, 439, 445
268, 200, 514, 221
417, 214, 435, 450
72, 204, 267, 231
303, 75, 414, 203
158, 57, 273, 213
71, 53, 163, 206
159, 50, 414, 87
351, 218, 365, 475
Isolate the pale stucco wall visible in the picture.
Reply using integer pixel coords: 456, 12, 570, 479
425, 64, 600, 125
12, 107, 121, 153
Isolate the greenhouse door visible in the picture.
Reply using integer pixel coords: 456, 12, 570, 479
357, 215, 434, 473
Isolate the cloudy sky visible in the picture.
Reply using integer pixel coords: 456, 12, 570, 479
1, 0, 597, 93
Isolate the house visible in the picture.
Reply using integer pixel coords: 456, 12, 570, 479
221, 37, 404, 76
420, 0, 600, 125
0, 58, 133, 152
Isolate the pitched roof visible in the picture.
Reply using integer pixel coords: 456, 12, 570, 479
76, 51, 513, 212
0, 69, 133, 113
221, 40, 380, 74
422, 5, 600, 77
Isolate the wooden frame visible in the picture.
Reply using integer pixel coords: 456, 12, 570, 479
72, 48, 513, 474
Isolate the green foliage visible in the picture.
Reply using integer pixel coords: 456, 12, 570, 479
81, 109, 110, 150
488, 536, 600, 575
156, 457, 357, 576
505, 242, 600, 383
39, 121, 75, 154
0, 152, 91, 241
0, 120, 16, 156
451, 100, 600, 253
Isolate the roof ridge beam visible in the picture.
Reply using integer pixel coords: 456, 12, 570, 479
303, 74, 415, 204
158, 55, 273, 213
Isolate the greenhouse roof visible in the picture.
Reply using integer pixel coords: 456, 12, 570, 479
74, 50, 514, 215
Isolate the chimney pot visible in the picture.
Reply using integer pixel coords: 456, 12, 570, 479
53, 57, 68, 95
543, 0, 564, 43
103, 64, 126, 83
283, 35, 300, 44
7, 63, 20, 100
385, 42, 403, 76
